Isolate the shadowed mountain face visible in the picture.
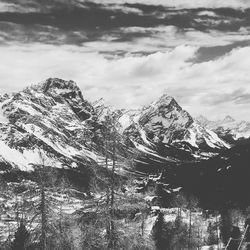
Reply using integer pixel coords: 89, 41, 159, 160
163, 139, 250, 208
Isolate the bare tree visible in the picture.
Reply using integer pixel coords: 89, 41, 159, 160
186, 194, 199, 249
99, 110, 123, 249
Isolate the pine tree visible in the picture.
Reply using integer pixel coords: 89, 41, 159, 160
155, 183, 170, 208
207, 222, 217, 246
152, 212, 170, 250
101, 110, 122, 249
172, 215, 189, 250
11, 222, 30, 250
220, 208, 232, 245
171, 192, 188, 218
34, 155, 55, 250
186, 194, 198, 249
40, 184, 47, 250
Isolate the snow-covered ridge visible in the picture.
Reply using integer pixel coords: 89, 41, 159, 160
196, 115, 250, 141
0, 78, 230, 173
184, 122, 230, 149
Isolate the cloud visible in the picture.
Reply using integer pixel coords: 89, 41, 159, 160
79, 26, 250, 59
99, 4, 143, 14
0, 1, 39, 13
90, 0, 250, 9
0, 44, 195, 106
3, 0, 250, 12
0, 2, 248, 32
0, 22, 89, 46
0, 0, 88, 13
197, 11, 218, 17
2, 18, 250, 54
202, 88, 250, 105
1, 44, 250, 121
0, 2, 18, 12
1, 0, 250, 123
1, 0, 250, 55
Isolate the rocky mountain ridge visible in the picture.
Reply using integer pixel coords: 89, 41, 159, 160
122, 93, 229, 162
0, 78, 106, 175
0, 78, 230, 176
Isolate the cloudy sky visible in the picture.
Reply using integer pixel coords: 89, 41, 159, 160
1, 0, 250, 121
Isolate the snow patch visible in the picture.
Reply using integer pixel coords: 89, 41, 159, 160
131, 140, 176, 162
119, 114, 132, 132
185, 128, 198, 148
139, 129, 153, 146
206, 129, 230, 148
0, 141, 39, 171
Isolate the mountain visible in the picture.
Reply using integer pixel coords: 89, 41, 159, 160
0, 78, 126, 183
196, 115, 250, 143
0, 78, 230, 177
122, 94, 229, 164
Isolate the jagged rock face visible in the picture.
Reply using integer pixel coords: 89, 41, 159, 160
138, 95, 193, 143
32, 78, 93, 121
123, 94, 228, 158
0, 78, 101, 172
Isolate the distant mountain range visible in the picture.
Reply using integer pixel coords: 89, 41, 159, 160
196, 115, 250, 144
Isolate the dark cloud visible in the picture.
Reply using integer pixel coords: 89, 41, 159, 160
193, 40, 250, 63
203, 89, 250, 105
1, 2, 250, 49
0, 22, 89, 45
0, 2, 249, 31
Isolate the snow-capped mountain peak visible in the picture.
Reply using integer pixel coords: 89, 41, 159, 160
148, 94, 183, 113
34, 78, 83, 98
0, 78, 101, 172
123, 93, 229, 159
222, 115, 235, 124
